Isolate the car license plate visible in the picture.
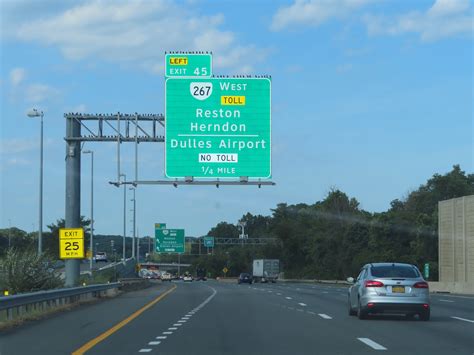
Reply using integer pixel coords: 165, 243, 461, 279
392, 286, 405, 293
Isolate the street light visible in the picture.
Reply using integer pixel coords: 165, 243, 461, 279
27, 108, 44, 254
119, 173, 127, 261
83, 150, 94, 271
129, 187, 136, 259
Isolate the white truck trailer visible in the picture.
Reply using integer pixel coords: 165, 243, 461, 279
252, 259, 280, 283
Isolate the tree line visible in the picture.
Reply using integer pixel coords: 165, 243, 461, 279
186, 165, 473, 280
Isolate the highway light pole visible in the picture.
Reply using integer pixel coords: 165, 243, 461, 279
129, 187, 136, 259
83, 150, 94, 271
27, 108, 44, 255
120, 173, 126, 261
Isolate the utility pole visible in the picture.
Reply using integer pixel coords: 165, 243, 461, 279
120, 173, 126, 261
130, 187, 136, 259
65, 115, 81, 287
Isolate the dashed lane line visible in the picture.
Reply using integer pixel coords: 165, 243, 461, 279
439, 299, 454, 303
451, 316, 474, 323
148, 341, 161, 345
357, 338, 387, 351
318, 314, 332, 319
72, 285, 177, 355
298, 303, 307, 307
138, 349, 152, 353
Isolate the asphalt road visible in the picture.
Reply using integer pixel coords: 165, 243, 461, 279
0, 281, 473, 354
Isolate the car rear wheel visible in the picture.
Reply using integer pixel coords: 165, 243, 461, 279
348, 298, 356, 316
357, 298, 367, 320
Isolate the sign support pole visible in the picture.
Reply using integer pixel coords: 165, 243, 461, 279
65, 116, 81, 287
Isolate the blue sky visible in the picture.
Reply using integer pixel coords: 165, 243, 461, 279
1, 0, 472, 238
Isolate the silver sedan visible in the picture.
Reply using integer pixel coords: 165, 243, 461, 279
348, 262, 430, 320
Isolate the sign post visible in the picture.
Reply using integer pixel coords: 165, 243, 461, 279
165, 77, 271, 179
59, 228, 85, 259
155, 228, 185, 253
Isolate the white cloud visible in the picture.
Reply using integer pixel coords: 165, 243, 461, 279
364, 0, 473, 41
25, 84, 60, 103
271, 0, 372, 31
9, 68, 26, 87
5, 0, 268, 74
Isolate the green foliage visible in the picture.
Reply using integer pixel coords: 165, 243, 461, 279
0, 248, 63, 294
197, 165, 471, 281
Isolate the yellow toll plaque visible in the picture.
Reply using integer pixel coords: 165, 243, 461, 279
59, 228, 85, 259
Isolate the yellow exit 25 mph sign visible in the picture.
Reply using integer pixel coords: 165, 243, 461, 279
59, 228, 85, 259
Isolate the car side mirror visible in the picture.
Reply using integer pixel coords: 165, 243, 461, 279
347, 277, 354, 283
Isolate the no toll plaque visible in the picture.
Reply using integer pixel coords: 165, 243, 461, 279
165, 78, 271, 179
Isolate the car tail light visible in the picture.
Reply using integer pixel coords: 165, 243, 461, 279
364, 280, 384, 287
423, 304, 429, 309
413, 282, 429, 289
367, 303, 375, 308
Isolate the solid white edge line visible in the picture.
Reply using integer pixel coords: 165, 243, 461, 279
357, 338, 387, 350
451, 316, 474, 323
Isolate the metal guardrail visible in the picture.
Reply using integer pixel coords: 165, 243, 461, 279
0, 283, 121, 321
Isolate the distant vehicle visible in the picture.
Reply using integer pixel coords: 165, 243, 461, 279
252, 259, 279, 283
95, 252, 107, 263
161, 272, 172, 281
196, 267, 207, 281
183, 272, 193, 282
238, 273, 252, 284
348, 263, 430, 321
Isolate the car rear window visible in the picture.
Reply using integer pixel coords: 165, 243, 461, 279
370, 265, 419, 278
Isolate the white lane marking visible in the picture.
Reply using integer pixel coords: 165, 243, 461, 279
318, 314, 332, 319
173, 324, 182, 326
322, 291, 329, 294
277, 293, 282, 295
168, 327, 178, 330
163, 332, 173, 335
451, 316, 474, 323
156, 336, 167, 339
139, 349, 152, 353
285, 297, 292, 300
178, 320, 187, 323
298, 303, 307, 307
268, 291, 273, 293
148, 341, 161, 345
296, 308, 304, 312
307, 311, 316, 315
357, 338, 387, 351
439, 299, 454, 303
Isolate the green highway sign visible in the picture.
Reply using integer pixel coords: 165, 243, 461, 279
165, 78, 271, 179
203, 236, 214, 248
155, 229, 185, 253
165, 53, 212, 78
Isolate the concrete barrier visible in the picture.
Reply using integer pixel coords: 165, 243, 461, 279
429, 282, 474, 295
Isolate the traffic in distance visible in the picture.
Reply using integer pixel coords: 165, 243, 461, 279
1, 1, 472, 355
